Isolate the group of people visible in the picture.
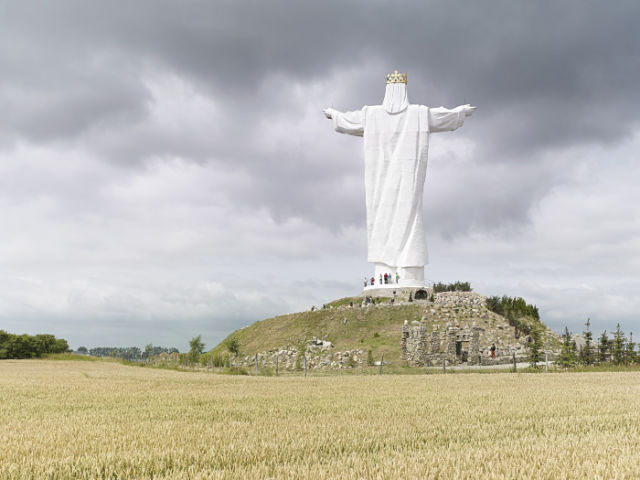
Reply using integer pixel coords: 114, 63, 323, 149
365, 272, 400, 287
363, 294, 397, 305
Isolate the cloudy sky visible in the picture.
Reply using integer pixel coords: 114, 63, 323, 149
1, 1, 639, 351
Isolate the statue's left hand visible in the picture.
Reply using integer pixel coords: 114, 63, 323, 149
323, 108, 333, 119
465, 105, 477, 117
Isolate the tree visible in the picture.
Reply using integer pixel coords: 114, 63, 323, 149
581, 318, 594, 365
528, 327, 544, 368
598, 330, 610, 363
433, 281, 472, 293
485, 295, 541, 336
9, 335, 35, 358
612, 323, 626, 366
34, 334, 56, 356
627, 332, 636, 365
188, 335, 205, 364
558, 327, 576, 368
0, 331, 69, 359
77, 346, 88, 354
225, 337, 240, 357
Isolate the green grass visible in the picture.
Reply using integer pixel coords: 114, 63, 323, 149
210, 302, 427, 363
209, 292, 562, 367
38, 353, 640, 377
44, 353, 108, 362
325, 296, 361, 308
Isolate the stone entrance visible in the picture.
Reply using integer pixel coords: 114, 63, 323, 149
402, 321, 483, 367
414, 289, 428, 300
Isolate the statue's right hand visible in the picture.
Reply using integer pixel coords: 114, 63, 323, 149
465, 105, 477, 117
323, 108, 333, 119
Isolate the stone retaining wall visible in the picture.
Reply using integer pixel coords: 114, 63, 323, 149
231, 338, 367, 370
402, 292, 553, 366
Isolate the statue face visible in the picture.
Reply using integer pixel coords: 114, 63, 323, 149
382, 83, 409, 114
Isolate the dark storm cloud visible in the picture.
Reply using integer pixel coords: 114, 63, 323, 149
3, 1, 640, 346
6, 1, 639, 146
3, 1, 638, 230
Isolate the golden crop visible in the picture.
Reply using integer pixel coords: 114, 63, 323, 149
1, 360, 640, 479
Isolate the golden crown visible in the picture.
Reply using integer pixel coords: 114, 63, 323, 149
386, 70, 407, 84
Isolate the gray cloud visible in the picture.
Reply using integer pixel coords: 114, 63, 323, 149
1, 1, 640, 347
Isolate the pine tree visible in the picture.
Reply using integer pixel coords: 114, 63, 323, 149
581, 318, 594, 365
528, 327, 544, 368
627, 332, 636, 365
612, 323, 626, 366
558, 326, 576, 368
598, 330, 610, 363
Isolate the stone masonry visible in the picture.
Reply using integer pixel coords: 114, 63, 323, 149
401, 291, 555, 366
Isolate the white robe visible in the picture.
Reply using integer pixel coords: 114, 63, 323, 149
330, 102, 470, 268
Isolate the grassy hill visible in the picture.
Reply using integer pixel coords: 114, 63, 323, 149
210, 292, 555, 365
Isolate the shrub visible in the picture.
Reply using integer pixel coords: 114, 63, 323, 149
432, 282, 472, 293
225, 337, 240, 356
0, 331, 70, 359
188, 335, 205, 364
225, 367, 249, 376
485, 296, 541, 335
211, 353, 230, 367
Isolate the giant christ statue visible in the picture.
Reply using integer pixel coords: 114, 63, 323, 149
323, 71, 476, 287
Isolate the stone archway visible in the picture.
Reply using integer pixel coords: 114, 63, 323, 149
414, 289, 428, 300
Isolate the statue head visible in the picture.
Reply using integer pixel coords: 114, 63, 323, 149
383, 70, 409, 114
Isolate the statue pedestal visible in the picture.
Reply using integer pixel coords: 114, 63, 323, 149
373, 264, 425, 286
363, 285, 431, 301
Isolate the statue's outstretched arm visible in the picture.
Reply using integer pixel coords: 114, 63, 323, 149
323, 108, 337, 119
324, 107, 365, 137
429, 104, 477, 132
463, 104, 478, 117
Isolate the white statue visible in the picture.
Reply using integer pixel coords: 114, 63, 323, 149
324, 71, 476, 287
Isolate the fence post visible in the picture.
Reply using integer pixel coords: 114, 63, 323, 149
512, 352, 517, 372
443, 357, 446, 373
378, 354, 384, 375
255, 353, 258, 376
304, 355, 307, 377
275, 355, 279, 376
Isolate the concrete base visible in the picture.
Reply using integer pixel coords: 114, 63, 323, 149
363, 285, 432, 301
372, 263, 424, 286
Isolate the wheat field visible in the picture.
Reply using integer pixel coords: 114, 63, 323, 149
1, 360, 640, 479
